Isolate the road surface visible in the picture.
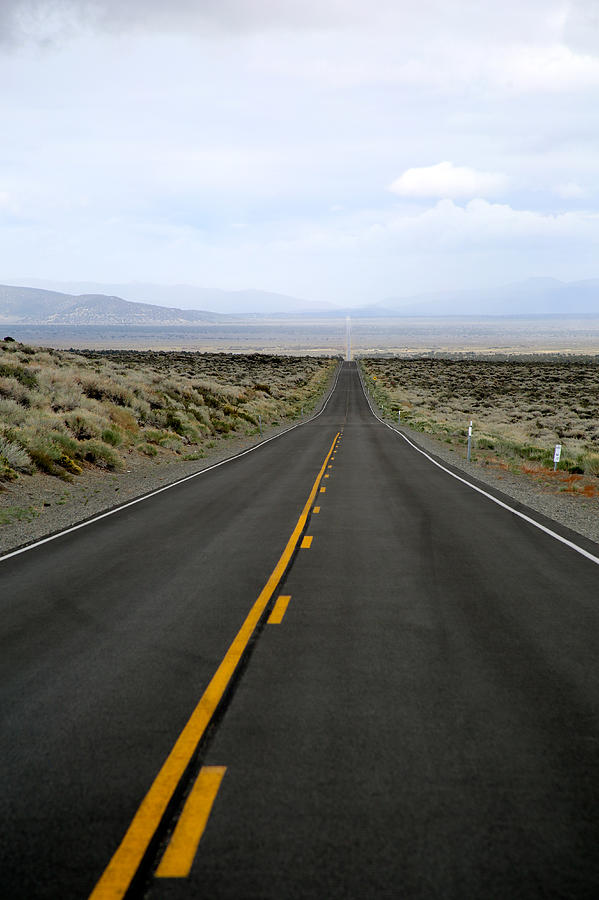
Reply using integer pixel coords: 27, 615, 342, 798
1, 361, 598, 899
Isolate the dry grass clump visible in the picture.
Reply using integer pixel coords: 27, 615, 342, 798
361, 356, 599, 483
0, 339, 334, 485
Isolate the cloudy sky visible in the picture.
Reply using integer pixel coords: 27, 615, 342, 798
1, 0, 598, 306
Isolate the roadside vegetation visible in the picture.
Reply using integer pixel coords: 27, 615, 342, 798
360, 356, 599, 497
0, 339, 335, 486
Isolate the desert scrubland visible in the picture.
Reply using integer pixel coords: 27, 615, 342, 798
360, 356, 599, 499
0, 339, 335, 530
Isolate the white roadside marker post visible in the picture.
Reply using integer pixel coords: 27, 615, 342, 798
398, 410, 401, 425
259, 414, 262, 436
467, 420, 473, 462
554, 443, 561, 472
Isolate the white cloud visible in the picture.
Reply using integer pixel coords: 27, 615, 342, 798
554, 181, 586, 198
495, 44, 599, 92
389, 162, 508, 200
562, 0, 599, 57
3, 198, 599, 302
263, 199, 599, 258
0, 0, 396, 45
1, 1, 598, 301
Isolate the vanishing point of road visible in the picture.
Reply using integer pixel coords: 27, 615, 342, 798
2, 361, 599, 899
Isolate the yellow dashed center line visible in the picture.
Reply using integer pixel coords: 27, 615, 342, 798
88, 431, 340, 900
320, 487, 326, 493
155, 767, 226, 878
301, 536, 313, 549
313, 506, 320, 514
267, 595, 291, 625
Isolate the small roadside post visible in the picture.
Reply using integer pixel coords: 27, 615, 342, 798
398, 410, 401, 425
467, 420, 473, 462
553, 443, 561, 472
258, 414, 262, 437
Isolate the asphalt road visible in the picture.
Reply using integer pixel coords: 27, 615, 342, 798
2, 362, 599, 899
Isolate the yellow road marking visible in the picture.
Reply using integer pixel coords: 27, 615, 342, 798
324, 474, 329, 478
267, 595, 291, 625
313, 506, 320, 514
301, 536, 313, 549
88, 432, 339, 900
155, 767, 226, 878
327, 465, 332, 469
320, 487, 326, 493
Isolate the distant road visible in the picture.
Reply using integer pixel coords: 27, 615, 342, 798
2, 362, 599, 899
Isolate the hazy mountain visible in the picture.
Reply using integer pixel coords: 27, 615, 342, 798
18, 280, 336, 315
2, 277, 597, 325
377, 278, 599, 316
0, 285, 225, 325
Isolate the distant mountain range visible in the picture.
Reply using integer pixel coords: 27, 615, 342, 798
0, 285, 226, 325
375, 278, 599, 316
1, 277, 597, 325
15, 280, 335, 315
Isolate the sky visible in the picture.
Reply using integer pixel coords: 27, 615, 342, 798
1, 0, 599, 307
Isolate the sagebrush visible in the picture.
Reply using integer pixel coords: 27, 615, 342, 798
0, 341, 335, 482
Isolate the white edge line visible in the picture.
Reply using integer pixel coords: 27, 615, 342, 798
356, 363, 599, 568
0, 361, 343, 564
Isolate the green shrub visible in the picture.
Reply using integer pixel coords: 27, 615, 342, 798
78, 439, 121, 469
518, 444, 552, 464
52, 430, 78, 452
141, 429, 169, 444
236, 409, 257, 425
0, 376, 31, 407
0, 362, 38, 390
211, 417, 231, 433
0, 397, 27, 425
81, 377, 132, 407
138, 442, 158, 457
0, 460, 18, 481
583, 453, 599, 476
165, 410, 186, 435
28, 442, 62, 475
161, 437, 183, 452
101, 427, 122, 447
0, 438, 32, 473
65, 411, 101, 440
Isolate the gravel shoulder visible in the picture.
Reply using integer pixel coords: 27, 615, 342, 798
393, 423, 599, 547
0, 427, 278, 555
